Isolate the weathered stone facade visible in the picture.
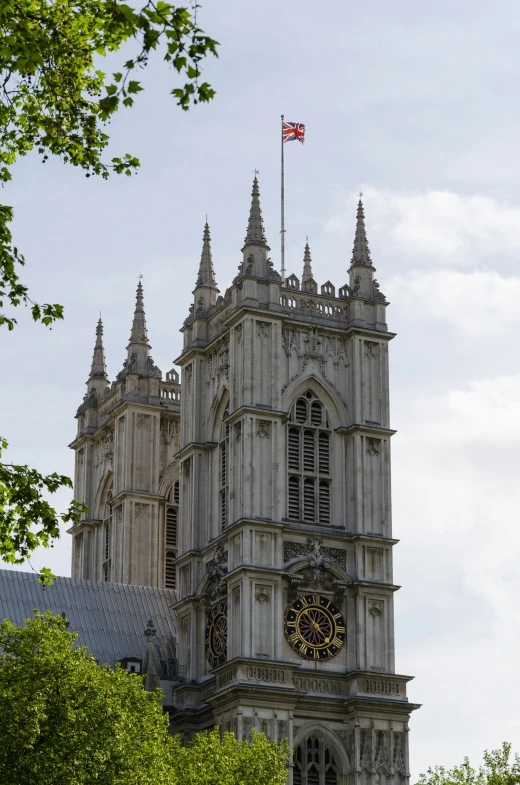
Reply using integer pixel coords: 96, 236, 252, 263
69, 179, 419, 785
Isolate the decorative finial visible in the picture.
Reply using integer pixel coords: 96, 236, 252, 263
254, 168, 259, 177
358, 191, 364, 199
144, 619, 156, 637
351, 197, 372, 266
244, 174, 268, 247
195, 219, 218, 289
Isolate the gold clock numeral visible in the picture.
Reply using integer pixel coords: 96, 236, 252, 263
313, 648, 320, 660
289, 632, 300, 645
335, 625, 345, 633
331, 636, 343, 648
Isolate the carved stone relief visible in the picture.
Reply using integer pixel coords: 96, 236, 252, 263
365, 341, 378, 359
256, 420, 270, 438
201, 545, 228, 606
360, 728, 372, 772
277, 720, 288, 743
243, 717, 253, 742
374, 730, 389, 772
367, 438, 380, 457
368, 600, 384, 618
393, 732, 406, 777
255, 585, 271, 604
206, 338, 229, 383
283, 537, 347, 570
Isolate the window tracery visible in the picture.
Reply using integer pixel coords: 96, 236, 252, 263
287, 392, 331, 524
293, 735, 339, 785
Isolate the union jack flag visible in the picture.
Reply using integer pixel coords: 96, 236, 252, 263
283, 121, 306, 144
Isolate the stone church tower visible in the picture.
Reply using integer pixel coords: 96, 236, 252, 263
70, 176, 419, 785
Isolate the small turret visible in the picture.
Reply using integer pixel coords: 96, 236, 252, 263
241, 174, 271, 279
192, 220, 219, 318
122, 280, 160, 378
348, 196, 376, 299
85, 317, 109, 404
301, 240, 317, 293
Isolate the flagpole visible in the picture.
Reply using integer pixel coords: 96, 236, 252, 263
281, 114, 285, 284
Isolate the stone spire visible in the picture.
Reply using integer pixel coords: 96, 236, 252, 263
83, 315, 110, 407
192, 220, 219, 317
195, 220, 218, 289
89, 317, 107, 381
241, 174, 271, 281
351, 196, 372, 266
302, 239, 313, 284
124, 279, 152, 376
128, 280, 149, 347
348, 196, 377, 301
243, 175, 268, 248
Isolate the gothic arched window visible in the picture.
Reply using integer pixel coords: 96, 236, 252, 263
103, 487, 113, 582
220, 409, 230, 530
293, 735, 339, 785
287, 392, 331, 524
165, 479, 179, 590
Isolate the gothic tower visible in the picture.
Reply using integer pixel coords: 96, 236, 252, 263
70, 283, 181, 587
69, 178, 419, 785
172, 180, 419, 783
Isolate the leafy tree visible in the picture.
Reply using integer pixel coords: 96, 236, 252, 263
178, 727, 290, 785
0, 0, 218, 567
0, 611, 176, 785
0, 612, 290, 785
0, 0, 218, 331
417, 744, 520, 785
0, 436, 88, 576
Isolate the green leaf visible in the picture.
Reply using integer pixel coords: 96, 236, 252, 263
127, 80, 143, 94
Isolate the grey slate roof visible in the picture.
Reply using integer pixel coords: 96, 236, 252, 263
0, 569, 177, 677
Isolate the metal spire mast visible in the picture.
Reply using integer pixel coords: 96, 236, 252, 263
281, 114, 286, 283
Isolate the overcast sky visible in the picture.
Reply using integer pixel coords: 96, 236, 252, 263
2, 0, 520, 775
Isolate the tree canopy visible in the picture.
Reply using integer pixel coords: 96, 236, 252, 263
0, 612, 289, 785
417, 743, 520, 785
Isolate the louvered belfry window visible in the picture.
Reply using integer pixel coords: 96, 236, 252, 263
287, 392, 331, 524
102, 488, 112, 582
220, 409, 230, 530
165, 479, 179, 589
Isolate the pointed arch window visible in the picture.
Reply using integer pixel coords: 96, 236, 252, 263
103, 487, 113, 582
293, 735, 339, 785
220, 409, 230, 530
164, 479, 179, 589
287, 392, 331, 525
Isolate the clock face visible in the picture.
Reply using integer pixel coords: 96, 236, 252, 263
205, 601, 228, 668
284, 594, 345, 661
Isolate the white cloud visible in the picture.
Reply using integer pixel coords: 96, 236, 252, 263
393, 371, 520, 770
327, 188, 520, 264
387, 268, 520, 336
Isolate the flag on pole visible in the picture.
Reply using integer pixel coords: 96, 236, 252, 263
283, 121, 306, 144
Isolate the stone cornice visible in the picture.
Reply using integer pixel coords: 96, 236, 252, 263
336, 423, 397, 437
110, 490, 165, 505
225, 405, 289, 425
66, 519, 101, 535
174, 440, 218, 461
